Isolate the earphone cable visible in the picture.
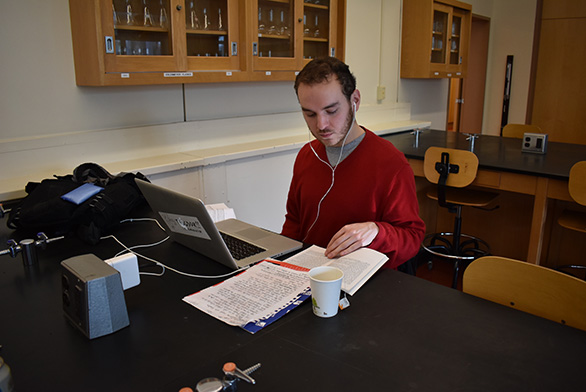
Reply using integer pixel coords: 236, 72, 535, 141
303, 103, 356, 241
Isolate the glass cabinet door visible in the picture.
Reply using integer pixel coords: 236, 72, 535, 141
185, 0, 228, 57
431, 4, 449, 65
254, 0, 297, 70
302, 0, 332, 61
184, 0, 240, 71
105, 0, 240, 74
106, 0, 178, 72
449, 10, 463, 66
112, 0, 172, 55
257, 1, 294, 58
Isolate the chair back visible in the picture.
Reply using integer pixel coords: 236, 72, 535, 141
424, 147, 478, 188
502, 123, 542, 138
463, 256, 586, 331
569, 161, 586, 206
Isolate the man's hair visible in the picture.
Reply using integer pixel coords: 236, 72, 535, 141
294, 57, 357, 101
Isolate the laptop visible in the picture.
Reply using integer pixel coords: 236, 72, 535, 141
135, 179, 302, 270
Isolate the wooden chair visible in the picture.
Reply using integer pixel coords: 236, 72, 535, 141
463, 256, 586, 332
421, 147, 499, 289
501, 123, 542, 138
556, 161, 586, 278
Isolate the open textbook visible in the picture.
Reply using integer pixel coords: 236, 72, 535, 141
182, 246, 388, 333
283, 245, 389, 296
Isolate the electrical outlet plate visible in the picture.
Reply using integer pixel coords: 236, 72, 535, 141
522, 133, 548, 154
377, 86, 386, 101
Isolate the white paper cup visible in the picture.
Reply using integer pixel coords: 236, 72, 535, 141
309, 266, 344, 318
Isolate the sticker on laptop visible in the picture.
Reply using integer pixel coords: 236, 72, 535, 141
159, 212, 211, 240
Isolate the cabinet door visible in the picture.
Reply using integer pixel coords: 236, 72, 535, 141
106, 0, 183, 72
184, 0, 242, 71
105, 0, 241, 73
302, 0, 338, 64
253, 0, 299, 71
445, 7, 469, 77
430, 2, 450, 66
252, 0, 339, 72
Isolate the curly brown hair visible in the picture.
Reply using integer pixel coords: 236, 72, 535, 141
294, 57, 357, 102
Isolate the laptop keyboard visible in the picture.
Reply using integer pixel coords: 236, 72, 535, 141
220, 232, 266, 261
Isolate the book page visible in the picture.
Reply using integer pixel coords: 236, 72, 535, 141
284, 245, 388, 295
183, 261, 310, 331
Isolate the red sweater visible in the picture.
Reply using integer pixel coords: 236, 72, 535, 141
281, 129, 425, 269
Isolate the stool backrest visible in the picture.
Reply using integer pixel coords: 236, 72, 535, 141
463, 256, 586, 331
569, 161, 586, 206
423, 147, 479, 188
502, 123, 542, 138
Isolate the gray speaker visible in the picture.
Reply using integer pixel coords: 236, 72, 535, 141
61, 254, 130, 339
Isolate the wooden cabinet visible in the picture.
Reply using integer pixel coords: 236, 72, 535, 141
401, 0, 471, 79
69, 0, 344, 86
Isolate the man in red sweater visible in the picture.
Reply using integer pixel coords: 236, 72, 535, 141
281, 58, 425, 270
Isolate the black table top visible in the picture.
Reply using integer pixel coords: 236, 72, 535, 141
381, 130, 586, 180
2, 208, 586, 391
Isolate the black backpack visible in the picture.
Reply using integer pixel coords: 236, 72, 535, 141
7, 163, 149, 244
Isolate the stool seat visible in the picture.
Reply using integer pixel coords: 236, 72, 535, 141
502, 123, 542, 139
426, 188, 499, 207
558, 210, 586, 234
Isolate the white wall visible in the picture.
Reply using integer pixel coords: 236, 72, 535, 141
481, 0, 538, 135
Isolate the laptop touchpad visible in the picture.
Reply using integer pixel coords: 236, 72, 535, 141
236, 227, 270, 241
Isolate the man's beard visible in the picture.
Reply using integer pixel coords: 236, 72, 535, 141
320, 107, 354, 147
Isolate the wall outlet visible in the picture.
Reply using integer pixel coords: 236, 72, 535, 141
521, 133, 548, 154
377, 85, 386, 101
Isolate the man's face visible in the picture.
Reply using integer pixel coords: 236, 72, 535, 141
297, 77, 355, 147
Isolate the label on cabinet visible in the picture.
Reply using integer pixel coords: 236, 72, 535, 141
164, 72, 194, 78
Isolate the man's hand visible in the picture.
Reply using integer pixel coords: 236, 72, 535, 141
325, 222, 379, 258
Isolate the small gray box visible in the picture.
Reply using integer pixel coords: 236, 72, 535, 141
61, 254, 129, 339
522, 132, 548, 154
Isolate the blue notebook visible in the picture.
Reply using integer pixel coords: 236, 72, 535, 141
61, 183, 103, 205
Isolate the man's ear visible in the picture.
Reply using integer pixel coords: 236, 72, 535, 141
351, 89, 361, 111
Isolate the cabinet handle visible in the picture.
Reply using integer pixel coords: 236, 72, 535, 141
298, 18, 303, 23
176, 5, 182, 10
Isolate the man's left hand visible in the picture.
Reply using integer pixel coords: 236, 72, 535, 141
325, 222, 379, 258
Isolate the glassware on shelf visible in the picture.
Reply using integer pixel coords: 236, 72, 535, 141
218, 8, 224, 31
279, 10, 290, 37
203, 8, 210, 30
303, 14, 310, 36
313, 14, 320, 37
267, 9, 277, 35
113, 2, 120, 26
124, 0, 135, 25
218, 36, 225, 56
143, 0, 153, 26
159, 0, 168, 28
258, 7, 266, 34
188, 1, 201, 30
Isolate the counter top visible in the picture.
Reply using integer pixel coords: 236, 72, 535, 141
0, 120, 430, 202
383, 129, 586, 180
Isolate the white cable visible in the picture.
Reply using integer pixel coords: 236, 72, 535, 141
303, 104, 355, 241
101, 218, 247, 279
